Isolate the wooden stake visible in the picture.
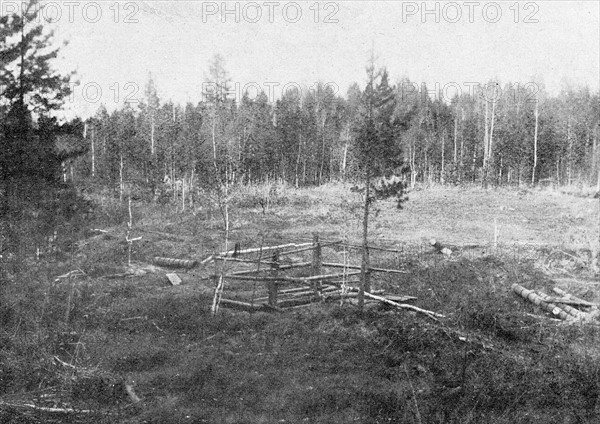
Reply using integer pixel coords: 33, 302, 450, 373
312, 234, 322, 297
268, 250, 280, 307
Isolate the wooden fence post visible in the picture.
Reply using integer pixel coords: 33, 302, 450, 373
268, 250, 280, 307
312, 234, 322, 297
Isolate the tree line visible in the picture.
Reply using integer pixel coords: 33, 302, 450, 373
70, 54, 600, 205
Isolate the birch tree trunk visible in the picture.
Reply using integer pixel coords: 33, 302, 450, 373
119, 152, 124, 203
295, 134, 302, 188
488, 98, 496, 185
531, 98, 539, 185
482, 99, 489, 187
453, 111, 458, 164
441, 133, 445, 183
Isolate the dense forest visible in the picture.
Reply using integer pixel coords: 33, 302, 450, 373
68, 53, 600, 206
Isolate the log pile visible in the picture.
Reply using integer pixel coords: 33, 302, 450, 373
512, 283, 599, 322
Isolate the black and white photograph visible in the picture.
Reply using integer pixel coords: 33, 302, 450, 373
1, 1, 599, 422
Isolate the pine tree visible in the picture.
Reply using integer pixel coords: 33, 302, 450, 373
0, 0, 72, 183
354, 59, 408, 308
0, 0, 78, 267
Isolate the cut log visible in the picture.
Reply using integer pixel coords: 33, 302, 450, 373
153, 257, 197, 269
166, 273, 182, 286
512, 284, 571, 320
536, 291, 582, 318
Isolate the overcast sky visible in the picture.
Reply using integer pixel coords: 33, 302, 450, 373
17, 0, 598, 118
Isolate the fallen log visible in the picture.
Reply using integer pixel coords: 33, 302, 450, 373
512, 284, 571, 320
536, 291, 582, 318
153, 257, 197, 269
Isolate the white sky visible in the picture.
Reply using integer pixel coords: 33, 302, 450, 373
3, 0, 597, 119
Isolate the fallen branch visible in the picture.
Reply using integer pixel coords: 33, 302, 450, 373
53, 356, 76, 369
54, 269, 86, 282
0, 402, 92, 414
360, 290, 445, 320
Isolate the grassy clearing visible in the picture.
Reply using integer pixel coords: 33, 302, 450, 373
1, 183, 599, 423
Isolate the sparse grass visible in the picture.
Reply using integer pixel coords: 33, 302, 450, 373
1, 183, 599, 423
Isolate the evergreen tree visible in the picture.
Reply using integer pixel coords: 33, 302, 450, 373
353, 59, 408, 308
0, 0, 79, 267
0, 0, 72, 183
